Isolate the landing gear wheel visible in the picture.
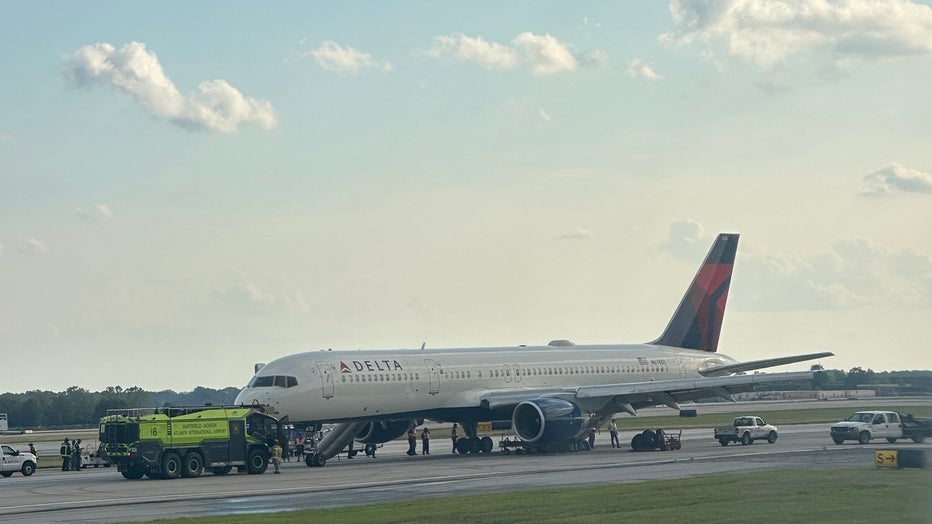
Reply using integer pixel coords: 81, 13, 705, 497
456, 438, 471, 454
468, 436, 481, 453
480, 436, 494, 453
312, 454, 326, 467
181, 452, 204, 478
211, 466, 233, 475
247, 448, 269, 474
161, 452, 181, 479
630, 434, 643, 451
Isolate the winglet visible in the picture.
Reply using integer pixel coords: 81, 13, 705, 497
649, 233, 739, 352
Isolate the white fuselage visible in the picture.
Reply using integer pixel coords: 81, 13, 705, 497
234, 343, 738, 424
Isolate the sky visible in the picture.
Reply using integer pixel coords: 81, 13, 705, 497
2, 1, 931, 394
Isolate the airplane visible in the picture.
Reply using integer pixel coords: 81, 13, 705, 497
235, 233, 832, 465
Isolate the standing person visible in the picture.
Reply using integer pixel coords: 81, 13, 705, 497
609, 419, 620, 449
451, 423, 459, 453
421, 427, 430, 455
406, 426, 417, 456
60, 438, 71, 471
295, 432, 305, 461
587, 428, 596, 449
270, 440, 283, 474
28, 443, 37, 458
72, 439, 82, 470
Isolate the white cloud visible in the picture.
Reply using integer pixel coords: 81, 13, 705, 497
552, 228, 595, 241
19, 237, 47, 256
661, 220, 932, 310
661, 0, 932, 69
308, 41, 392, 72
212, 272, 310, 315
580, 49, 610, 69
77, 203, 114, 223
429, 32, 589, 75
506, 97, 553, 126
513, 32, 578, 75
65, 41, 277, 133
660, 219, 707, 260
428, 34, 519, 70
626, 58, 663, 80
860, 163, 932, 196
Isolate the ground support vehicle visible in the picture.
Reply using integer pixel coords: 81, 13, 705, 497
498, 435, 591, 454
831, 411, 932, 445
81, 443, 112, 468
631, 429, 682, 451
1, 444, 37, 477
99, 406, 287, 480
714, 416, 779, 446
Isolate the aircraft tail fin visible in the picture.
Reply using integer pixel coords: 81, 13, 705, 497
649, 233, 739, 352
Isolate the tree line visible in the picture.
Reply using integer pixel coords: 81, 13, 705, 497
0, 385, 240, 429
1, 369, 929, 429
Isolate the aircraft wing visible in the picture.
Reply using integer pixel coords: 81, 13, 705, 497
699, 352, 834, 377
482, 371, 816, 413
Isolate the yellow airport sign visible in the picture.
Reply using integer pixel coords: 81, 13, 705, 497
875, 450, 898, 469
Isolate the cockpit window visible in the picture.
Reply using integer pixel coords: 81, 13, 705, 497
248, 375, 298, 388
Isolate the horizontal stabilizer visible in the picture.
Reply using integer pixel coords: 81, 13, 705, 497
698, 352, 834, 377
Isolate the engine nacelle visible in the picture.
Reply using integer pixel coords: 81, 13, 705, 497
354, 419, 415, 444
512, 398, 584, 445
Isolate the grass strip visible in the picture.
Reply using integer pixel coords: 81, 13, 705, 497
147, 467, 931, 524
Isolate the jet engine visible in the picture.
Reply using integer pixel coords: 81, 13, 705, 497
354, 419, 415, 444
512, 398, 584, 445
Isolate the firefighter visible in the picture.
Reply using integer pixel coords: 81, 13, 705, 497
270, 440, 283, 474
60, 437, 71, 471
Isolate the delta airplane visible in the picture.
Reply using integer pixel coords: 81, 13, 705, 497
235, 233, 832, 463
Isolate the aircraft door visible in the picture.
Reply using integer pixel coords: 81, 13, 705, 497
424, 359, 440, 395
502, 364, 512, 383
315, 361, 335, 399
513, 364, 522, 383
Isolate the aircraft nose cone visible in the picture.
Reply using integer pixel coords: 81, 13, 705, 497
234, 389, 254, 406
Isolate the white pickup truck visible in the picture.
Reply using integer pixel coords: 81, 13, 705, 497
830, 410, 931, 445
1, 444, 37, 477
714, 416, 778, 446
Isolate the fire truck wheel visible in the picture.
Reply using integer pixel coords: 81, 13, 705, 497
246, 448, 269, 474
